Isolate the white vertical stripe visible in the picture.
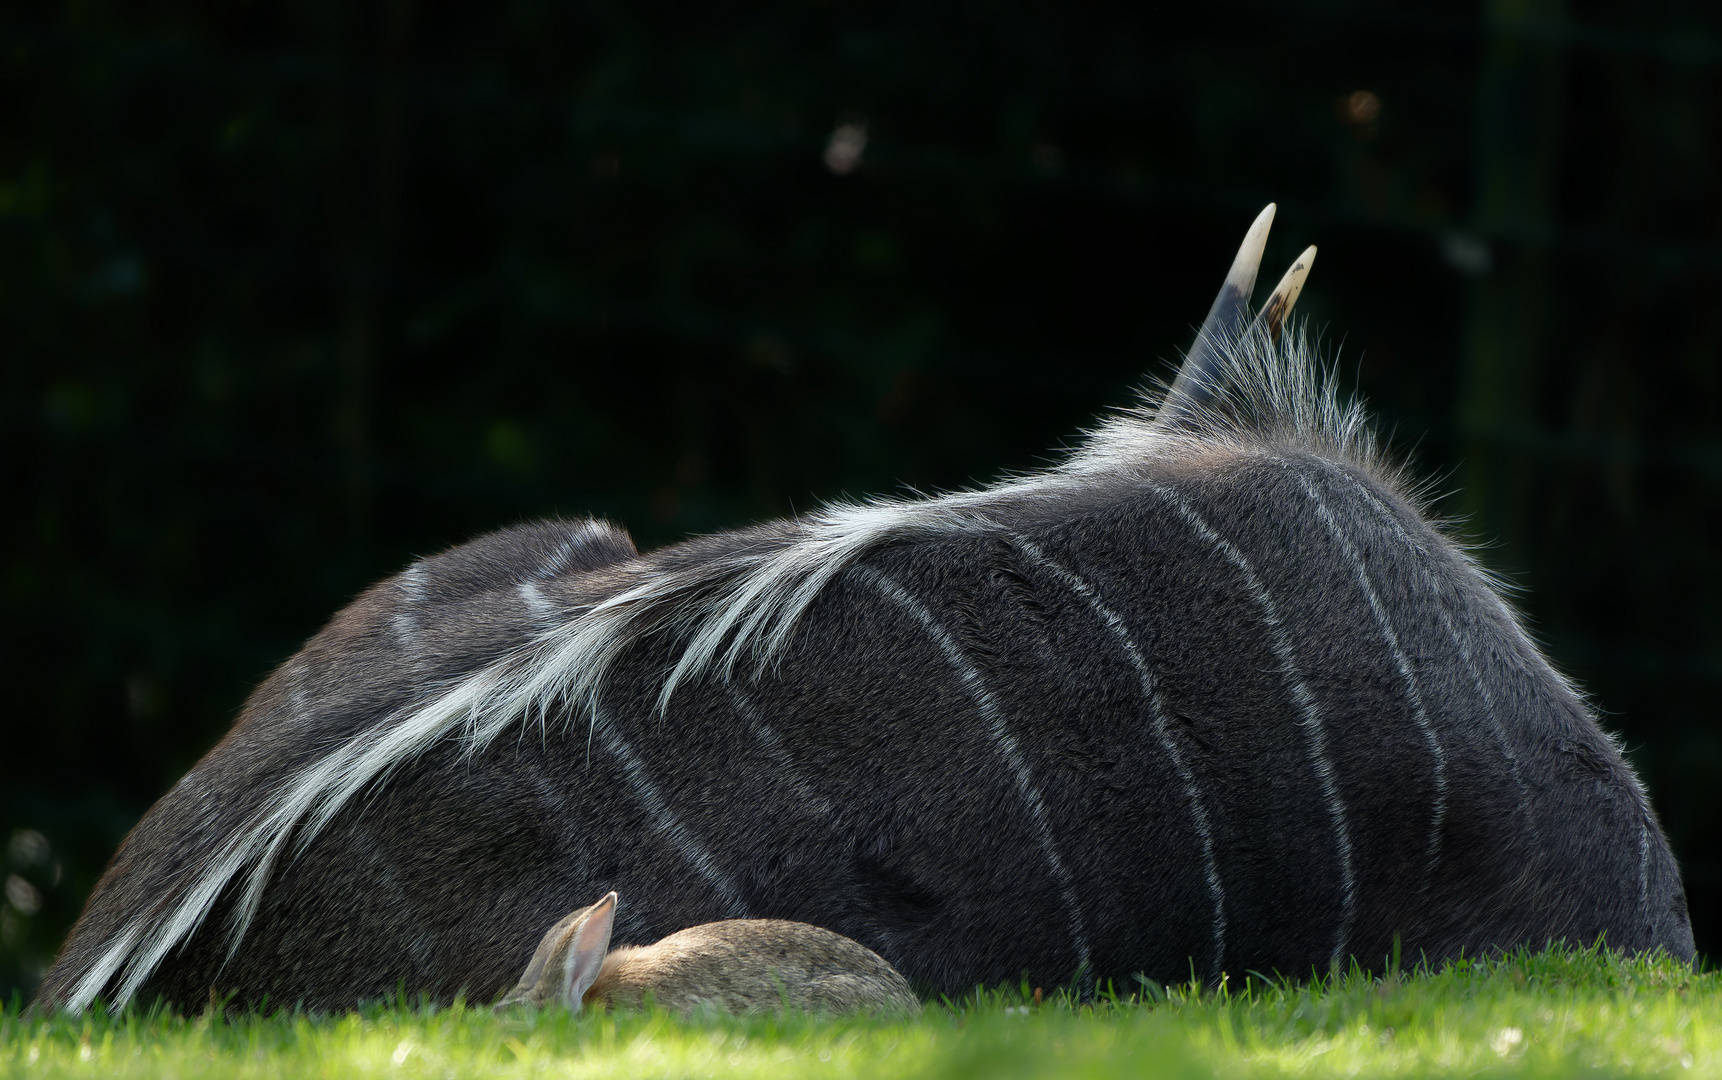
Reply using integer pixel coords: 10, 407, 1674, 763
853, 564, 1094, 976
727, 687, 837, 819
1638, 819, 1651, 934
535, 521, 604, 581
393, 564, 427, 649
592, 705, 751, 919
1142, 480, 1358, 971
1008, 535, 1228, 979
538, 539, 580, 580
727, 686, 899, 957
1289, 466, 1449, 885
1328, 470, 1661, 935
1327, 466, 1538, 841
288, 660, 313, 721
517, 581, 555, 621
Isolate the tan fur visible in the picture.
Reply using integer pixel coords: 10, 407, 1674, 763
585, 920, 919, 1016
493, 892, 618, 1009
495, 893, 918, 1016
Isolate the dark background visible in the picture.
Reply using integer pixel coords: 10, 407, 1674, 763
5, 0, 1721, 998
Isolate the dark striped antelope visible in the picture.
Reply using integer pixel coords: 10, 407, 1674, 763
37, 206, 1693, 1013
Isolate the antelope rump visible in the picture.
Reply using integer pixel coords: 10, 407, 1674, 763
36, 206, 1694, 1013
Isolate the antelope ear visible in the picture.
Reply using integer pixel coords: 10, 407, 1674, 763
552, 891, 616, 1006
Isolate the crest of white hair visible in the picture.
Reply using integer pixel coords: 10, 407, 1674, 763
73, 324, 1377, 1011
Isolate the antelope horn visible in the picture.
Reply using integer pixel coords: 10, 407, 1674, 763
1249, 244, 1317, 340
1160, 204, 1276, 422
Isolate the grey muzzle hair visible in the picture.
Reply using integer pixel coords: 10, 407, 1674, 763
35, 206, 1693, 1014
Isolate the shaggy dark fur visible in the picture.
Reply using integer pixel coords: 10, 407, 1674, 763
34, 219, 1693, 1010
36, 447, 1692, 1011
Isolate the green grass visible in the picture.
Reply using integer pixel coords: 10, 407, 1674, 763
2, 946, 1714, 1078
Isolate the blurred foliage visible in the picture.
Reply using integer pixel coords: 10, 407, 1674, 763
3, 0, 1722, 998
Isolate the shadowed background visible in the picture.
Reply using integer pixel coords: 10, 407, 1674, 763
4, 0, 1720, 998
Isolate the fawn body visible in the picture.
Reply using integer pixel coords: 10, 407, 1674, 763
496, 892, 919, 1015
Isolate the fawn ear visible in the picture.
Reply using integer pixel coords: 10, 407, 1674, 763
507, 891, 618, 1008
545, 891, 616, 1006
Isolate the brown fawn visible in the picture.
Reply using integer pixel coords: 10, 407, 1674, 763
494, 892, 920, 1016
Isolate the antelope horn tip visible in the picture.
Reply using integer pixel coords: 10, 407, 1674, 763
1159, 204, 1279, 422
1252, 244, 1317, 340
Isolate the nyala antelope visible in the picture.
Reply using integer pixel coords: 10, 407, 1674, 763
37, 206, 1693, 1014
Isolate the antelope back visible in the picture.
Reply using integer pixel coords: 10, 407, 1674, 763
36, 211, 1692, 1014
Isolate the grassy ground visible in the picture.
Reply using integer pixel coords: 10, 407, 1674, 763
1, 946, 1713, 1078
